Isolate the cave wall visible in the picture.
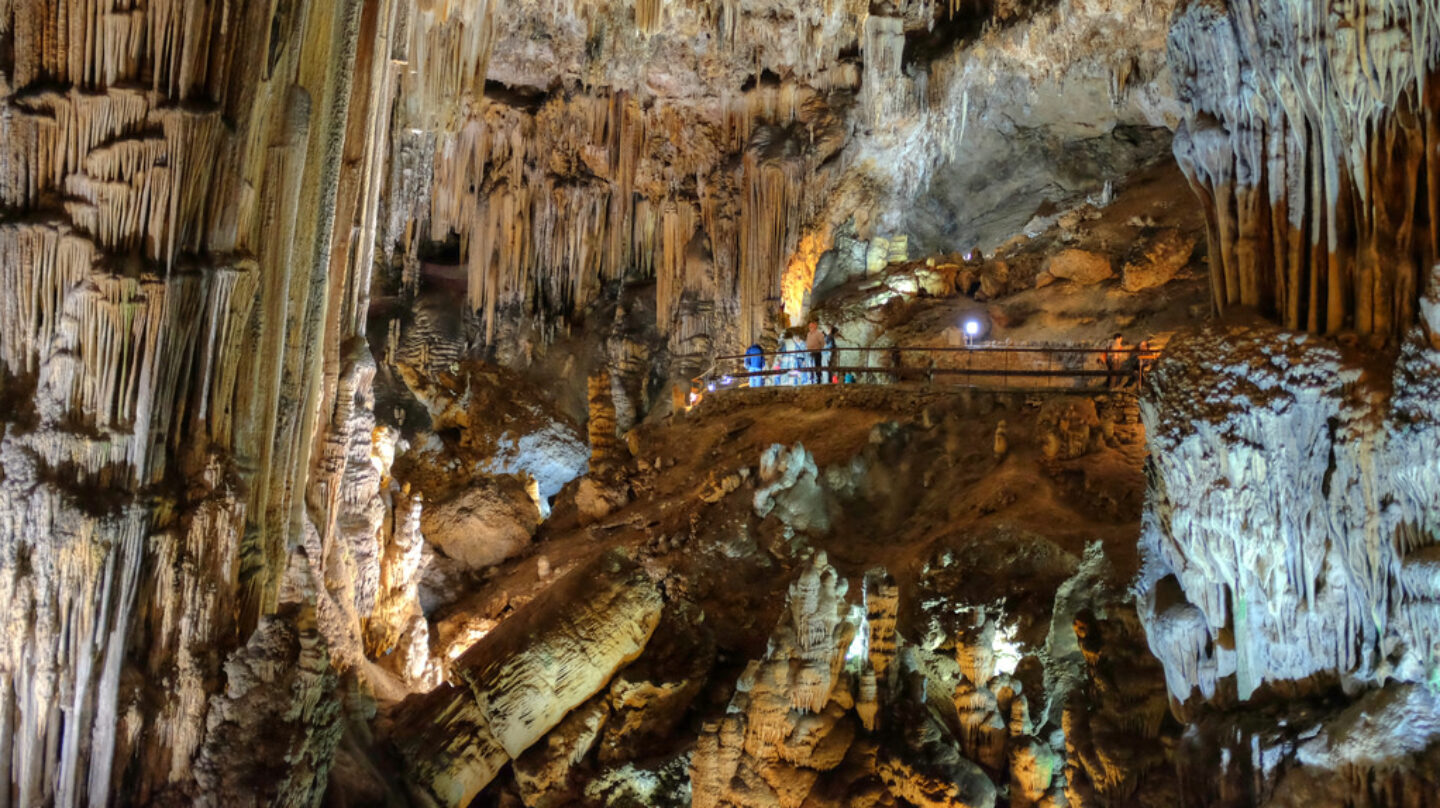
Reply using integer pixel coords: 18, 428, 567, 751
1169, 0, 1440, 338
0, 0, 404, 802
1140, 0, 1440, 786
898, 0, 1181, 256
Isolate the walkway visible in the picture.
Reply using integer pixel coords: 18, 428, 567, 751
696, 344, 1158, 394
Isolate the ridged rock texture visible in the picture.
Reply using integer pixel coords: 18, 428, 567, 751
1137, 323, 1440, 803
1139, 325, 1440, 702
1169, 0, 1440, 338
392, 551, 664, 807
0, 0, 407, 803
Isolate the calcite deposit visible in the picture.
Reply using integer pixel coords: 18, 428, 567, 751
0, 0, 406, 802
2, 0, 1438, 805
1169, 0, 1440, 338
1135, 322, 1440, 802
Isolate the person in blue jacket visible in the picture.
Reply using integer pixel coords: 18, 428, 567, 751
744, 343, 765, 387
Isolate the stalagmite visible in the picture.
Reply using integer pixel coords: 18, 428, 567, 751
689, 552, 859, 808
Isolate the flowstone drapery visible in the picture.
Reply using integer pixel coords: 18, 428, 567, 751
1138, 325, 1440, 702
0, 0, 407, 802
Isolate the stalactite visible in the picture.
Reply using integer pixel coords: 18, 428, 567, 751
401, 0, 497, 130
0, 0, 398, 801
1169, 0, 1440, 338
394, 551, 663, 807
635, 0, 663, 34
862, 16, 908, 127
412, 81, 846, 348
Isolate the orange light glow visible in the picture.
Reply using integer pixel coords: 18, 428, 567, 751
782, 230, 830, 322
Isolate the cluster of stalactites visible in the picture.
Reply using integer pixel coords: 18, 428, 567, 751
392, 0, 1013, 351
0, 0, 408, 804
1168, 0, 1440, 338
7, 0, 243, 100
417, 85, 846, 346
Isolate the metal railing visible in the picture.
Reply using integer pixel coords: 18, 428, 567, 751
694, 344, 1160, 394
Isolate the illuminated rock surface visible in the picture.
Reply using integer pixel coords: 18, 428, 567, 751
0, 0, 1436, 805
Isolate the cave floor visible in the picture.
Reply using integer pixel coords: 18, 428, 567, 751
414, 384, 1146, 706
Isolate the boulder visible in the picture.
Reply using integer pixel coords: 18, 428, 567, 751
978, 260, 1011, 299
575, 477, 630, 526
1121, 229, 1196, 292
1045, 249, 1113, 285
420, 475, 541, 568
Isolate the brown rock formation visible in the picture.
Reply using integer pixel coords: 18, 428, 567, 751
1046, 250, 1116, 286
690, 552, 859, 808
1121, 229, 1196, 293
393, 550, 663, 807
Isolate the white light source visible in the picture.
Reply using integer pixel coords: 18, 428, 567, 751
707, 382, 716, 392
992, 623, 1023, 675
964, 319, 981, 337
845, 605, 869, 665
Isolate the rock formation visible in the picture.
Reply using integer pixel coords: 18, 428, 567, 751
393, 551, 663, 806
1137, 322, 1440, 802
1169, 0, 1440, 337
3, 0, 1437, 804
1139, 325, 1440, 701
0, 0, 406, 802
689, 552, 862, 808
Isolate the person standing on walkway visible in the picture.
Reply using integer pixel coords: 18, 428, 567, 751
784, 332, 805, 385
1102, 333, 1125, 388
822, 328, 837, 384
1135, 338, 1159, 385
805, 321, 825, 384
744, 343, 765, 387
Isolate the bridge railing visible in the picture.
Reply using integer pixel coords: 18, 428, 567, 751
694, 344, 1159, 393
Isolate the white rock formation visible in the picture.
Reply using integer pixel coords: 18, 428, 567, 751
1138, 325, 1440, 703
754, 443, 831, 535
1169, 0, 1440, 338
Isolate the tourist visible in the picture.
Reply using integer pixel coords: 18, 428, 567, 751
805, 321, 825, 384
1102, 333, 1125, 388
744, 343, 765, 387
1134, 338, 1159, 385
822, 328, 837, 383
785, 333, 805, 385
